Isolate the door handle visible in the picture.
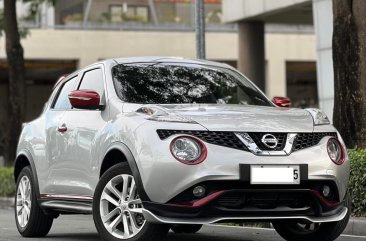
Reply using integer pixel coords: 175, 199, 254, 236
57, 124, 67, 133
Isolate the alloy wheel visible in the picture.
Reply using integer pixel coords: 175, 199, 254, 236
99, 174, 145, 239
16, 176, 32, 228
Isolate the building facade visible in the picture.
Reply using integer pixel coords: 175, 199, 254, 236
0, 0, 319, 160
222, 0, 334, 120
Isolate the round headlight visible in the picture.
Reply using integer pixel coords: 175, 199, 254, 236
170, 136, 207, 165
327, 138, 345, 165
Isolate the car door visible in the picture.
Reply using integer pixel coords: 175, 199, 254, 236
43, 75, 79, 195
54, 66, 109, 197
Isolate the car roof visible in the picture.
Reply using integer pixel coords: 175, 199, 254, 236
110, 56, 231, 68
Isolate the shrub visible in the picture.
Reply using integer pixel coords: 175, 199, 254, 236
0, 167, 15, 197
348, 149, 366, 217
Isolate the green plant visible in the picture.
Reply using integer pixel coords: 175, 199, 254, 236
100, 12, 112, 23
0, 167, 15, 197
348, 149, 366, 217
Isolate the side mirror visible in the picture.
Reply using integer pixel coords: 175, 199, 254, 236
272, 96, 291, 108
68, 90, 104, 110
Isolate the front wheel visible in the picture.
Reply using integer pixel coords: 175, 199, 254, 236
93, 163, 169, 241
272, 192, 351, 241
15, 166, 53, 237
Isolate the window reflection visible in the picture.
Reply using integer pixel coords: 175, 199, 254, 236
112, 63, 271, 106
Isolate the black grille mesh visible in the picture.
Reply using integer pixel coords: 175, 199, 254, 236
157, 130, 337, 152
217, 192, 245, 207
293, 132, 337, 151
249, 133, 287, 151
156, 129, 247, 151
216, 191, 311, 209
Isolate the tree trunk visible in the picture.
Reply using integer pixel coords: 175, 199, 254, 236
3, 0, 26, 166
333, 0, 366, 148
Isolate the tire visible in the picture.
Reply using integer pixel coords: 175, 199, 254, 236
272, 192, 351, 241
171, 224, 203, 233
93, 162, 170, 241
15, 166, 53, 237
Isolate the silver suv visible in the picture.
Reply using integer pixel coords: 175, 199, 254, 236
14, 57, 350, 241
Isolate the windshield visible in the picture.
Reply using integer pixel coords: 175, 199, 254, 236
112, 63, 272, 106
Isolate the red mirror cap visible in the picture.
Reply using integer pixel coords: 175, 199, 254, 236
272, 96, 291, 108
68, 90, 100, 109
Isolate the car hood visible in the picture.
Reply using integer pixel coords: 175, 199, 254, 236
147, 104, 314, 133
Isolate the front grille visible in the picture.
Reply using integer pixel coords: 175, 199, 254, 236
293, 132, 337, 151
156, 129, 247, 151
169, 180, 340, 205
249, 133, 287, 151
157, 129, 337, 153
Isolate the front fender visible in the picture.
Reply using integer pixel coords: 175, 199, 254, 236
14, 149, 41, 199
102, 142, 151, 201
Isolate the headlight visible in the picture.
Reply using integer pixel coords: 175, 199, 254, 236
170, 136, 207, 165
327, 138, 345, 165
147, 114, 196, 123
305, 108, 330, 125
137, 106, 196, 124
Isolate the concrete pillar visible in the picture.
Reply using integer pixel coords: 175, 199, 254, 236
312, 0, 334, 121
238, 21, 265, 91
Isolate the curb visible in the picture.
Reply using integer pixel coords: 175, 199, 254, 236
0, 197, 14, 210
344, 217, 366, 236
0, 197, 365, 236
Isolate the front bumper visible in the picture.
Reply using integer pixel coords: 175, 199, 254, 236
132, 125, 350, 203
143, 207, 348, 224
142, 184, 348, 224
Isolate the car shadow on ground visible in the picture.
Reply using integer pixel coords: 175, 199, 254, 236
165, 233, 254, 241
44, 233, 100, 240
45, 232, 254, 241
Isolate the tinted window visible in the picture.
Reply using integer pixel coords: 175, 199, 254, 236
112, 63, 271, 106
53, 76, 78, 109
78, 68, 105, 100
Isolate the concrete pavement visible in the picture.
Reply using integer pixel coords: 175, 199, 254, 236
0, 208, 365, 241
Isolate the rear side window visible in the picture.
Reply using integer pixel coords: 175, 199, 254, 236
78, 68, 105, 100
52, 76, 78, 109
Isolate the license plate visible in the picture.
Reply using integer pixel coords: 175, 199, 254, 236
250, 165, 300, 185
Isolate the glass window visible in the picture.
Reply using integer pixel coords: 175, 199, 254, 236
136, 7, 148, 21
124, 5, 149, 22
78, 68, 105, 100
286, 61, 318, 108
112, 63, 271, 106
52, 76, 78, 109
110, 5, 123, 23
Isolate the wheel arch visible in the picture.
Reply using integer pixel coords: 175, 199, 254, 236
101, 142, 150, 201
14, 150, 41, 199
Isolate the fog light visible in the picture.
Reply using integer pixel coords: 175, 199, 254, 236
322, 185, 331, 197
193, 186, 206, 198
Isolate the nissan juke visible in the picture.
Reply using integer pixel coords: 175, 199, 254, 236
14, 57, 350, 241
